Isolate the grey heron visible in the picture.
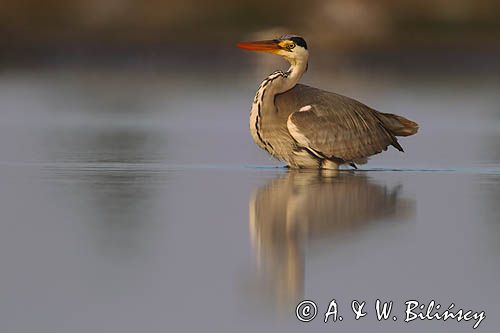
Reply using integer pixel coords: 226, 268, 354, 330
237, 34, 419, 169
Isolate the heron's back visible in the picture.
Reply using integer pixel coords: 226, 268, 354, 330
276, 84, 418, 138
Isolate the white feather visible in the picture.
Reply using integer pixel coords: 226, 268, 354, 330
299, 105, 312, 112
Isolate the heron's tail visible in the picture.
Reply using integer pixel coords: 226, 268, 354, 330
378, 112, 419, 137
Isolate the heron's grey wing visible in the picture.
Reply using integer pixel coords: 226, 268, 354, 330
278, 84, 402, 162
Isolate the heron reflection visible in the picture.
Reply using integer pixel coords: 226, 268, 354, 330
248, 170, 414, 307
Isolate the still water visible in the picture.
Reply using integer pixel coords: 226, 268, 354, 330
0, 65, 499, 332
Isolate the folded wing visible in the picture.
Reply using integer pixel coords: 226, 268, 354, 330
278, 84, 403, 162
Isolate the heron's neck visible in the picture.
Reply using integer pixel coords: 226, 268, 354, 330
249, 57, 307, 152
282, 58, 307, 92
275, 58, 307, 94
259, 58, 307, 100
252, 57, 308, 113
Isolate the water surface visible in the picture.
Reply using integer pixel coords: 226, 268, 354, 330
0, 67, 499, 332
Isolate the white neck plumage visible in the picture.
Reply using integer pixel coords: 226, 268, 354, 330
273, 57, 308, 95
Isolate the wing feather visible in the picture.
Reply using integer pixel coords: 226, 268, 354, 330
279, 84, 402, 162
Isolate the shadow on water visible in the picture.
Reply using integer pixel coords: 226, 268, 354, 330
248, 170, 415, 308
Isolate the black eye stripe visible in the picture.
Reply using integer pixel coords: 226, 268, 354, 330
289, 36, 307, 49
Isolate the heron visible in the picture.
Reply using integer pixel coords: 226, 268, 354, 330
237, 34, 419, 169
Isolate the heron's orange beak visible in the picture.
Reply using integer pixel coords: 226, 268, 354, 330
236, 40, 281, 53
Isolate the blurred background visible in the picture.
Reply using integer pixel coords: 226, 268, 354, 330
1, 1, 500, 333
2, 0, 500, 62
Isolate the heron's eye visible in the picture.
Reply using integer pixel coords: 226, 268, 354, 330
288, 43, 296, 49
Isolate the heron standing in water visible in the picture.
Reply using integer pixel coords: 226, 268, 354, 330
237, 34, 419, 169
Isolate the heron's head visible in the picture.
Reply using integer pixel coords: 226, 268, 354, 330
237, 34, 309, 66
